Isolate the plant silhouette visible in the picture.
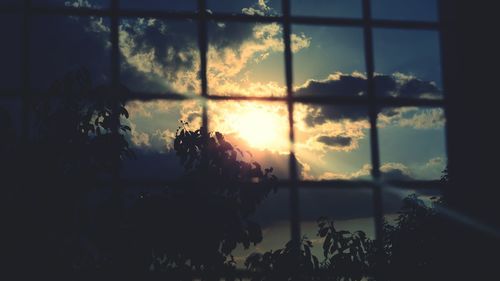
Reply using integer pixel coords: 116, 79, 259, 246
2, 68, 454, 281
245, 217, 375, 281
117, 123, 278, 279
243, 170, 451, 281
2, 67, 134, 277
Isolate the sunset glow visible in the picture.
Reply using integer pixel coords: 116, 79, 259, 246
235, 106, 285, 149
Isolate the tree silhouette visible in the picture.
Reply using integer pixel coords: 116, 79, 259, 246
2, 67, 135, 277
2, 67, 456, 281
245, 217, 374, 281
117, 123, 278, 279
245, 236, 319, 281
244, 170, 452, 281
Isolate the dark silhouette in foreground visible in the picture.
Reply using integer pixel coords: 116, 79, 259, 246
0, 69, 463, 281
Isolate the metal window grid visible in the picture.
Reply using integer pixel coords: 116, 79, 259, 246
1, 0, 449, 279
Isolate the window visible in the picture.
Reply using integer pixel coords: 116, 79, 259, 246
0, 0, 449, 279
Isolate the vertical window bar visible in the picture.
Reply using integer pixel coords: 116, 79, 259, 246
282, 0, 301, 253
198, 0, 209, 170
21, 0, 31, 141
110, 0, 120, 88
109, 0, 124, 219
437, 0, 452, 181
198, 0, 208, 98
362, 0, 385, 279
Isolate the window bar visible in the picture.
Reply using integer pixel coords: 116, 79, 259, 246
282, 0, 302, 254
110, 0, 120, 88
109, 0, 124, 220
437, 0, 453, 181
197, 0, 210, 171
21, 0, 31, 141
362, 0, 385, 279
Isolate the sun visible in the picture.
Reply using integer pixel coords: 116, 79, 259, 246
236, 108, 282, 148
215, 102, 289, 152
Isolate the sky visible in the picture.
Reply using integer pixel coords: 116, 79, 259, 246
0, 0, 443, 268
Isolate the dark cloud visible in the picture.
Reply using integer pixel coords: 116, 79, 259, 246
381, 168, 414, 181
120, 18, 198, 70
316, 135, 352, 148
208, 21, 257, 51
303, 105, 368, 127
296, 73, 441, 126
295, 74, 366, 97
296, 73, 440, 100
29, 15, 111, 91
19, 0, 275, 94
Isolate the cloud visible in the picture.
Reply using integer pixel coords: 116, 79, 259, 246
292, 75, 445, 165
318, 162, 414, 181
119, 18, 200, 94
295, 72, 367, 98
207, 22, 310, 96
295, 72, 441, 99
294, 72, 442, 127
411, 156, 447, 180
380, 162, 414, 181
316, 135, 353, 148
130, 128, 151, 147
397, 108, 445, 129
242, 0, 273, 16
117, 0, 310, 96
29, 8, 111, 90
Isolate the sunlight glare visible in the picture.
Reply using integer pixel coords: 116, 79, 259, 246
213, 102, 289, 152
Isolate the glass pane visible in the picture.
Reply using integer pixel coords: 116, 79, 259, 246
121, 100, 202, 181
208, 100, 291, 180
299, 187, 375, 280
372, 0, 438, 22
292, 25, 365, 96
378, 107, 447, 181
80, 185, 289, 273
30, 15, 110, 92
0, 15, 21, 92
207, 21, 286, 97
374, 29, 442, 99
294, 103, 372, 181
291, 0, 362, 18
232, 188, 291, 269
382, 186, 445, 280
207, 0, 282, 16
120, 18, 200, 95
121, 0, 197, 12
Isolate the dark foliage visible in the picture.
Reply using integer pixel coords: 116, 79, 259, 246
118, 124, 278, 279
245, 237, 319, 281
0, 68, 460, 281
246, 217, 375, 281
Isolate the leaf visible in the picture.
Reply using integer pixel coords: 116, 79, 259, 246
236, 147, 244, 157
246, 150, 253, 157
304, 244, 312, 265
318, 227, 329, 238
120, 106, 129, 118
312, 255, 319, 270
323, 233, 332, 258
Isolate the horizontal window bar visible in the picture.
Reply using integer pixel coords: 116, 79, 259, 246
0, 6, 439, 30
0, 91, 445, 107
93, 178, 446, 190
